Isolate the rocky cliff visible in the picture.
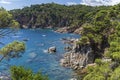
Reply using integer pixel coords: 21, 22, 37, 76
60, 40, 94, 70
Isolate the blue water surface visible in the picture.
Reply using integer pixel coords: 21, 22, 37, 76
0, 29, 80, 80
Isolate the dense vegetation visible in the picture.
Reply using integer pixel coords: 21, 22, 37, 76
10, 66, 48, 80
76, 3, 120, 80
10, 3, 109, 29
0, 8, 19, 28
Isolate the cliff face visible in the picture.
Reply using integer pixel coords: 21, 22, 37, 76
60, 40, 94, 70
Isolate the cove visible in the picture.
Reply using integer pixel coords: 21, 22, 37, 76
0, 29, 80, 80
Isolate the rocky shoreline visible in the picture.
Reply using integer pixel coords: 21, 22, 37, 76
60, 39, 95, 70
55, 27, 82, 34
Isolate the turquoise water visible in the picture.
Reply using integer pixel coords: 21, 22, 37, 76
0, 29, 79, 80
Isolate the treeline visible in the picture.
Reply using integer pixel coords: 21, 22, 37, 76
9, 3, 110, 28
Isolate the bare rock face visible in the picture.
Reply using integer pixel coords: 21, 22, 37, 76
60, 40, 94, 70
55, 27, 78, 33
48, 46, 56, 53
74, 27, 83, 34
55, 27, 69, 33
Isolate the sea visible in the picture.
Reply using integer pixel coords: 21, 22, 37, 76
0, 29, 80, 80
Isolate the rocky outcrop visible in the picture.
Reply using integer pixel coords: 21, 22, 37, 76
74, 27, 83, 34
48, 46, 56, 53
60, 40, 94, 70
61, 38, 77, 45
55, 27, 79, 33
64, 46, 72, 51
55, 27, 69, 33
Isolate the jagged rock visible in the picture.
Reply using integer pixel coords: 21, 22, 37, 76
60, 59, 68, 67
55, 27, 78, 33
60, 40, 94, 70
61, 37, 78, 45
48, 46, 56, 53
74, 27, 83, 34
73, 65, 78, 70
64, 46, 72, 51
55, 27, 69, 33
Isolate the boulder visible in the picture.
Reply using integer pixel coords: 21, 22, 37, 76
48, 46, 56, 53
70, 78, 77, 80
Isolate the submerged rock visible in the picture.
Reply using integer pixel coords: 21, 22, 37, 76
29, 52, 37, 59
0, 73, 10, 80
0, 76, 10, 80
22, 38, 29, 41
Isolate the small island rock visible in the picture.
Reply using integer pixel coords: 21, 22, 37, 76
48, 46, 56, 53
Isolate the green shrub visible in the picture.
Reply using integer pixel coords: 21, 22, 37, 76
95, 59, 103, 65
10, 66, 49, 80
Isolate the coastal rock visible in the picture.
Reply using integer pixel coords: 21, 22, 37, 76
48, 46, 56, 53
55, 27, 78, 33
70, 78, 77, 80
74, 27, 83, 34
64, 46, 72, 51
22, 25, 28, 29
55, 27, 69, 33
61, 37, 78, 45
60, 40, 94, 70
